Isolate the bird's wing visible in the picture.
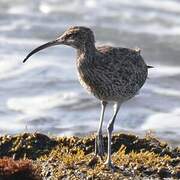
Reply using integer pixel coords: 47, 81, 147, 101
94, 46, 148, 93
96, 46, 144, 69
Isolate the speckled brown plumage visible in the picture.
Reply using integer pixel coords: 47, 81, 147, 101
77, 45, 148, 102
23, 26, 151, 169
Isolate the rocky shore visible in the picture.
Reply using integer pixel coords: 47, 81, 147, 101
0, 132, 179, 179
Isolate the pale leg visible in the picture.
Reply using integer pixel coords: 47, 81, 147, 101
95, 101, 107, 158
105, 102, 121, 168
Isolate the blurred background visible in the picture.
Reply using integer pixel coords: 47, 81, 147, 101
0, 0, 180, 145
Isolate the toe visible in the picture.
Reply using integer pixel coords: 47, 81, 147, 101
104, 161, 115, 171
87, 155, 98, 167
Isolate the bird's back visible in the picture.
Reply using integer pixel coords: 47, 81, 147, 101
77, 45, 148, 102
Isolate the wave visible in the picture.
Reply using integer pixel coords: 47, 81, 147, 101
39, 0, 180, 14
141, 110, 180, 133
7, 92, 81, 114
149, 65, 180, 78
0, 0, 180, 139
1, 0, 180, 36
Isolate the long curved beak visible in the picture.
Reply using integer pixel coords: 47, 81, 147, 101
23, 38, 63, 63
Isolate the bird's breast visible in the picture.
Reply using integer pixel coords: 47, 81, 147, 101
76, 62, 96, 94
76, 54, 148, 101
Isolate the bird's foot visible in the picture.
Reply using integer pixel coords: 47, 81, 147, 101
95, 134, 104, 159
104, 160, 116, 172
87, 155, 99, 167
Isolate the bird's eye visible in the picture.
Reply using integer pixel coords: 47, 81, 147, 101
66, 34, 73, 39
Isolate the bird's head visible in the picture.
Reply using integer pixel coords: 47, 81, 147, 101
58, 26, 95, 48
23, 26, 95, 63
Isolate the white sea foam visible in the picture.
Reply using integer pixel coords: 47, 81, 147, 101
0, 59, 49, 80
39, 0, 180, 14
0, 121, 23, 131
2, 0, 180, 36
0, 52, 71, 81
0, 36, 45, 46
141, 112, 180, 131
115, 0, 180, 13
122, 24, 180, 36
38, 0, 180, 36
7, 92, 80, 115
8, 5, 30, 14
3, 0, 180, 34
0, 58, 18, 75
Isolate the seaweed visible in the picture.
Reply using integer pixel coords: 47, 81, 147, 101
0, 157, 41, 180
0, 133, 179, 179
0, 133, 57, 160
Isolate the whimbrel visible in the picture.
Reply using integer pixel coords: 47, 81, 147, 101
23, 26, 152, 169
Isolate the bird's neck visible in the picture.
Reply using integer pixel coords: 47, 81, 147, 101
77, 41, 96, 59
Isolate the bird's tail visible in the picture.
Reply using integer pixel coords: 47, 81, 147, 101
147, 65, 154, 79
147, 65, 154, 68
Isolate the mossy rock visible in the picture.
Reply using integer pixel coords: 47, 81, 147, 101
0, 132, 179, 179
0, 133, 57, 159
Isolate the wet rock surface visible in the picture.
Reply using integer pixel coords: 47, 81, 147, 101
0, 132, 179, 179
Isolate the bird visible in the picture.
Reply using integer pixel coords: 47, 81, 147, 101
23, 26, 152, 169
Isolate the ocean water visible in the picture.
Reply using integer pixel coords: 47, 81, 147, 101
0, 0, 180, 145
